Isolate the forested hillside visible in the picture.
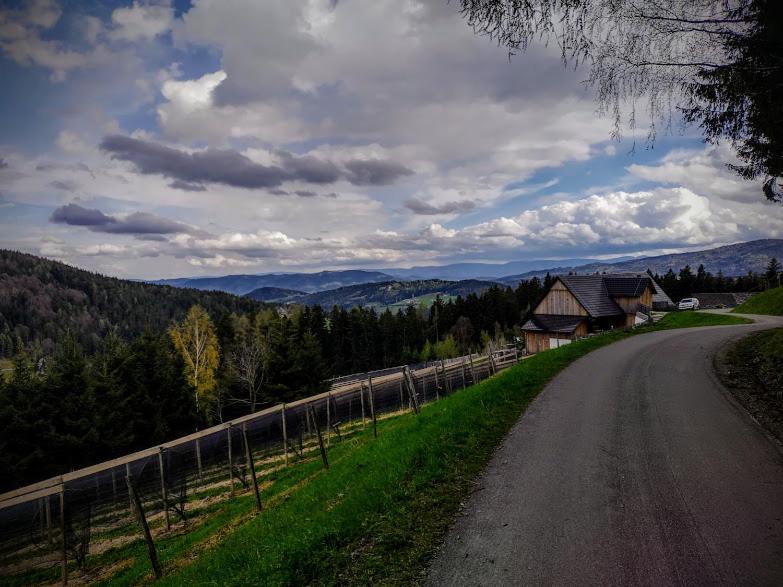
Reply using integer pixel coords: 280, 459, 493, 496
152, 269, 393, 295
0, 249, 262, 356
290, 279, 498, 309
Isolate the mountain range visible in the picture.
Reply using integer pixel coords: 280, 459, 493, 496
153, 239, 783, 302
496, 239, 783, 284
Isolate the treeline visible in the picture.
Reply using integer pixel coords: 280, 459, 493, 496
651, 259, 781, 301
0, 249, 262, 358
0, 279, 547, 490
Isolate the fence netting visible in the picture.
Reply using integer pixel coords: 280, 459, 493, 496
0, 346, 519, 582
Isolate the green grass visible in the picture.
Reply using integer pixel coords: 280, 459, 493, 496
655, 310, 752, 329
732, 286, 783, 315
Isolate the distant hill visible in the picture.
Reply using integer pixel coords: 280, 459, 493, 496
245, 286, 306, 303
290, 279, 499, 309
152, 270, 393, 295
379, 257, 619, 280
0, 249, 262, 356
498, 239, 783, 284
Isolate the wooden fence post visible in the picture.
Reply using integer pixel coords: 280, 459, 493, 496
468, 353, 477, 383
403, 366, 420, 414
111, 469, 117, 498
461, 359, 467, 388
45, 494, 53, 545
227, 424, 234, 497
308, 405, 329, 469
195, 438, 203, 481
158, 448, 170, 532
125, 474, 162, 579
433, 364, 440, 401
368, 375, 377, 438
487, 343, 497, 375
360, 381, 366, 428
441, 360, 450, 394
326, 392, 331, 448
38, 498, 44, 539
59, 485, 67, 586
126, 463, 133, 515
242, 424, 262, 512
514, 346, 519, 362
281, 405, 289, 466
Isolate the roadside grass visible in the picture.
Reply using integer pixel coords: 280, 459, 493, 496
732, 286, 783, 315
158, 310, 751, 586
656, 310, 752, 329
719, 327, 783, 443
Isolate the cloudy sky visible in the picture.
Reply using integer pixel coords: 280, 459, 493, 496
0, 0, 781, 279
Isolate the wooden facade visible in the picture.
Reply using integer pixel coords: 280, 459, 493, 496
612, 288, 653, 314
534, 281, 589, 316
524, 322, 588, 353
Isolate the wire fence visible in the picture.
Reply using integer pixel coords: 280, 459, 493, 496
0, 344, 520, 584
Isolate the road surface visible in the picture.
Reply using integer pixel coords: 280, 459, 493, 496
427, 314, 783, 585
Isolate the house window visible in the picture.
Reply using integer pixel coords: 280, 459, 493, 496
549, 337, 571, 349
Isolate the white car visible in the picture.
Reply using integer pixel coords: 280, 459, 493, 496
678, 297, 700, 310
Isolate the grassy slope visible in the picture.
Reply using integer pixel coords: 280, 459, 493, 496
150, 312, 749, 586
732, 286, 783, 315
656, 310, 752, 328
720, 327, 783, 443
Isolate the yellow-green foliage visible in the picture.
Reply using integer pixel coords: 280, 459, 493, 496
170, 305, 220, 417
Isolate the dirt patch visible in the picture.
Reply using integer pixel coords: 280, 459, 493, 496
716, 328, 783, 443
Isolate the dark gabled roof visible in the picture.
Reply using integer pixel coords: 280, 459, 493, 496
521, 314, 586, 333
608, 272, 672, 306
558, 275, 624, 317
603, 275, 657, 297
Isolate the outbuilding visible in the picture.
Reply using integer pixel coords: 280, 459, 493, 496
521, 274, 658, 353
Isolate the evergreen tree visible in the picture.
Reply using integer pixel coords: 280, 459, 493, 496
766, 257, 782, 288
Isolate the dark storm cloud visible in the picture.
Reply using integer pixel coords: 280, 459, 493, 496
0, 158, 7, 169
404, 198, 476, 215
50, 203, 197, 235
100, 135, 413, 189
50, 203, 115, 226
294, 190, 317, 198
344, 159, 413, 186
269, 189, 289, 195
169, 179, 207, 192
100, 212, 194, 235
101, 135, 289, 188
275, 150, 342, 184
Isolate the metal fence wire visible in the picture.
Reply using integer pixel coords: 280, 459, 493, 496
0, 345, 519, 582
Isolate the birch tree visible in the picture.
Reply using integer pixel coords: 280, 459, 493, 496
230, 327, 270, 413
170, 305, 220, 416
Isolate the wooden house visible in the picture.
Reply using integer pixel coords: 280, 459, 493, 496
521, 274, 657, 353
